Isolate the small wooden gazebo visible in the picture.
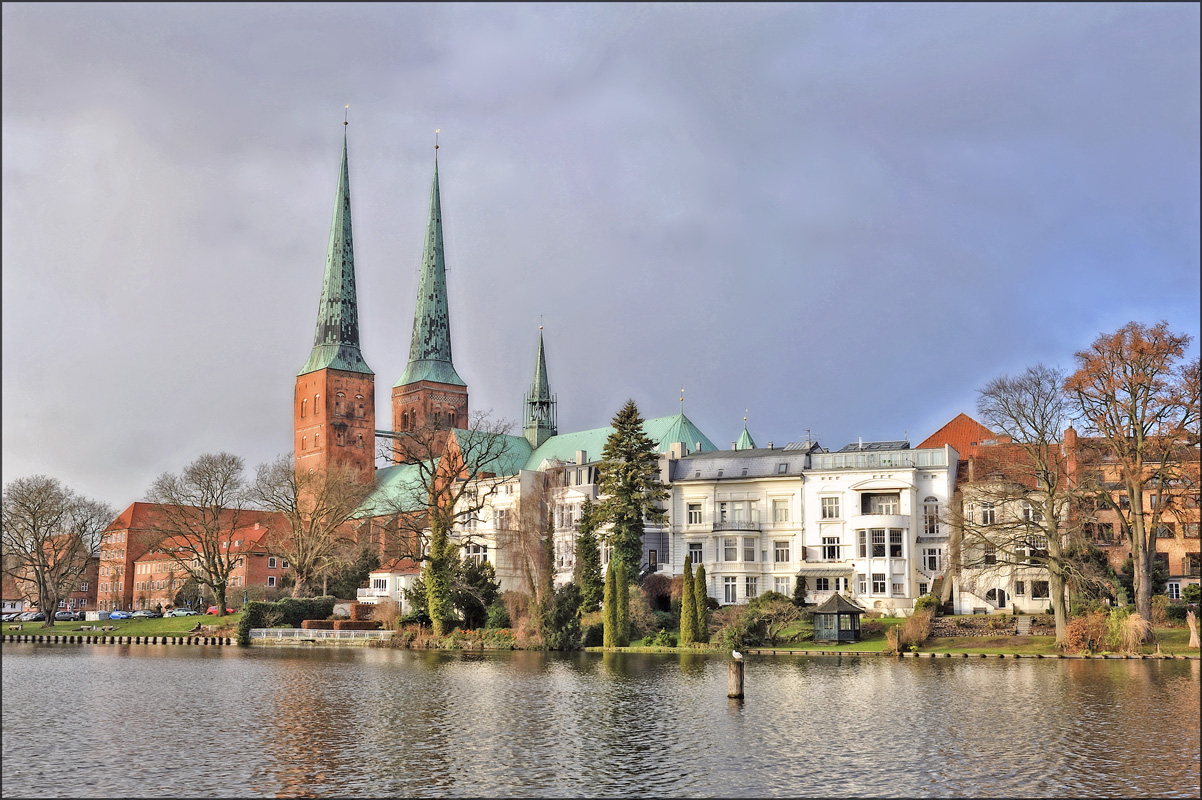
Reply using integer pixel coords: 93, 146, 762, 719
812, 593, 864, 643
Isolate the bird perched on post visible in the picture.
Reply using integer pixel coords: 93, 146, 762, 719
732, 649, 743, 660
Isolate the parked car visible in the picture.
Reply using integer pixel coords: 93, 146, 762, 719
1, 612, 20, 622
205, 606, 235, 615
168, 609, 200, 617
108, 610, 133, 620
54, 610, 81, 621
131, 610, 161, 619
18, 611, 46, 622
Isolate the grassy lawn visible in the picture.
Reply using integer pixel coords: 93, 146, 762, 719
3, 613, 242, 638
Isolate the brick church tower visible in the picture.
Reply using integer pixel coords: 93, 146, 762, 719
295, 129, 376, 483
391, 154, 468, 459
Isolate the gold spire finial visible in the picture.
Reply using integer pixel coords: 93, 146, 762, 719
680, 384, 685, 412
435, 128, 440, 150
344, 105, 349, 127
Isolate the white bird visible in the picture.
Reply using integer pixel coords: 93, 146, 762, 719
732, 649, 743, 660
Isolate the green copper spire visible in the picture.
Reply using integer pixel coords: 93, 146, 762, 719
396, 156, 465, 387
735, 417, 756, 450
299, 131, 372, 376
524, 327, 556, 448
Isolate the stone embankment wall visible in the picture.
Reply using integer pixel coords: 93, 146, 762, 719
929, 614, 1055, 638
2, 633, 232, 645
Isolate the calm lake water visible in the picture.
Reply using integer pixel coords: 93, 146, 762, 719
2, 643, 1199, 798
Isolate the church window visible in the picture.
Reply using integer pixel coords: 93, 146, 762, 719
301, 399, 307, 418
302, 436, 307, 450
402, 411, 409, 431
449, 411, 456, 428
314, 433, 320, 449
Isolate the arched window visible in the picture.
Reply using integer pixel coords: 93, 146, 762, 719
449, 411, 456, 428
401, 411, 409, 431
314, 433, 320, 449
301, 399, 307, 418
302, 436, 307, 450
923, 496, 940, 536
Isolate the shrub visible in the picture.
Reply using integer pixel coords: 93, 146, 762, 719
860, 620, 884, 636
485, 599, 511, 629
1110, 610, 1150, 653
641, 573, 673, 612
349, 602, 373, 621
582, 621, 605, 647
626, 591, 658, 641
652, 610, 676, 632
883, 627, 900, 656
652, 628, 677, 647
399, 607, 431, 627
372, 600, 403, 629
1182, 583, 1201, 605
913, 594, 939, 613
897, 609, 933, 648
1165, 603, 1188, 622
333, 619, 382, 631
1150, 595, 1170, 627
1065, 611, 1108, 653
301, 620, 335, 630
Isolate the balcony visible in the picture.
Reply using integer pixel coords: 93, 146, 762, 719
712, 520, 760, 533
356, 587, 391, 601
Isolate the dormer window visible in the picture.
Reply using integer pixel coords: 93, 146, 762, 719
777, 464, 788, 474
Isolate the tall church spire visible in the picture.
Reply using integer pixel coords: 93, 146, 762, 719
294, 123, 376, 484
299, 131, 372, 376
391, 145, 469, 448
524, 327, 557, 448
395, 156, 465, 388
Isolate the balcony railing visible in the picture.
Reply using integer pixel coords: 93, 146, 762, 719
712, 521, 760, 532
356, 588, 391, 599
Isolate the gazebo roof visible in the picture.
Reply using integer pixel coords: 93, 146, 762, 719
813, 593, 865, 615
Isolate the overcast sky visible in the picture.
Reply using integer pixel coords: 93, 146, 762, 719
4, 3, 1199, 509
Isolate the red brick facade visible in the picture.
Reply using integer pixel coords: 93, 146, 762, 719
295, 368, 376, 483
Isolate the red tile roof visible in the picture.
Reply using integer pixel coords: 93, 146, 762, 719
918, 413, 995, 457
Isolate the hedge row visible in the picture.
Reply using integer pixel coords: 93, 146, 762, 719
237, 596, 338, 645
301, 620, 335, 630
333, 620, 380, 630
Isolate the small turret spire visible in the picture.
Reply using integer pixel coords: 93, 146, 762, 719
299, 126, 372, 376
735, 412, 756, 451
524, 325, 557, 448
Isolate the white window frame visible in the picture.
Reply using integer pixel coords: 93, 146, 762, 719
723, 577, 738, 604
773, 499, 789, 523
687, 503, 702, 525
821, 496, 840, 520
723, 538, 738, 563
774, 541, 790, 563
688, 542, 704, 565
745, 576, 758, 600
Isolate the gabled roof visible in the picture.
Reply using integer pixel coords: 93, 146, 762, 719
918, 413, 995, 456
522, 412, 718, 470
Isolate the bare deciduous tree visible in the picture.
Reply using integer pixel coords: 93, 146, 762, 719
973, 364, 1078, 644
373, 413, 515, 635
145, 452, 256, 618
2, 476, 113, 628
251, 455, 373, 597
1065, 322, 1197, 627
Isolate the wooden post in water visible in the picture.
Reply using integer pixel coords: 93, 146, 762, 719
728, 659, 744, 699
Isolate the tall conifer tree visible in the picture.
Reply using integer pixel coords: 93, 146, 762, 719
615, 559, 630, 647
596, 400, 668, 570
603, 562, 617, 649
573, 497, 604, 613
693, 563, 709, 643
680, 555, 696, 646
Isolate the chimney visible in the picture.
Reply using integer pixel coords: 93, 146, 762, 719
997, 434, 1012, 444
732, 442, 737, 450
858, 437, 863, 450
575, 450, 587, 465
968, 455, 975, 483
767, 441, 773, 449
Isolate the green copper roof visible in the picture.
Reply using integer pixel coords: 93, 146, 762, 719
522, 412, 718, 470
736, 423, 756, 450
300, 133, 373, 377
354, 460, 431, 518
396, 158, 465, 388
